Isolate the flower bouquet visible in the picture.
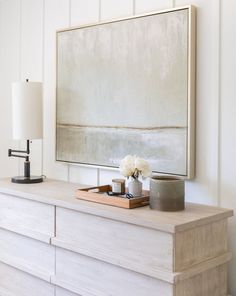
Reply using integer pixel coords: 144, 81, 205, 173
119, 155, 151, 197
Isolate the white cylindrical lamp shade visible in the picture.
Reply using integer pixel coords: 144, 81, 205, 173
12, 81, 43, 140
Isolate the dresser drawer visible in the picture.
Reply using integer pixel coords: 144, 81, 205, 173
53, 248, 230, 296
0, 228, 55, 281
52, 248, 173, 296
0, 193, 54, 242
0, 261, 54, 296
53, 207, 173, 277
56, 287, 80, 296
53, 207, 229, 275
175, 263, 228, 296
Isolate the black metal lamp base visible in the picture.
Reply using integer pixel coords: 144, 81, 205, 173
11, 176, 43, 184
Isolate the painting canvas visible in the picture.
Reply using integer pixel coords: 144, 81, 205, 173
56, 7, 195, 177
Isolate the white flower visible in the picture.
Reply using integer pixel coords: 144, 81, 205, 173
119, 155, 151, 179
119, 155, 135, 177
141, 167, 151, 178
135, 157, 151, 178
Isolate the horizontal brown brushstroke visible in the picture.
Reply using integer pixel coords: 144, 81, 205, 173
57, 124, 186, 131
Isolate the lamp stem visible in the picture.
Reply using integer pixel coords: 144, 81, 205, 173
25, 140, 30, 178
26, 139, 30, 154
24, 161, 30, 178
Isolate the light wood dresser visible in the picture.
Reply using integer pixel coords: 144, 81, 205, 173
0, 178, 233, 296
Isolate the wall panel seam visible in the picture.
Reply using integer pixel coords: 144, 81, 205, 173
217, 0, 222, 207
68, 0, 72, 181
99, 0, 101, 22
133, 0, 136, 15
69, 0, 71, 27
41, 0, 45, 176
18, 0, 23, 175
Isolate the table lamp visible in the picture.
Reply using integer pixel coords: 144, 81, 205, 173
8, 80, 43, 184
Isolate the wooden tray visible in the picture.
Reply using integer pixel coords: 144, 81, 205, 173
76, 185, 149, 209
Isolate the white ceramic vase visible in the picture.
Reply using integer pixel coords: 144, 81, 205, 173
128, 178, 142, 197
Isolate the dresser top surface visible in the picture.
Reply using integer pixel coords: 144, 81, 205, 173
0, 178, 233, 233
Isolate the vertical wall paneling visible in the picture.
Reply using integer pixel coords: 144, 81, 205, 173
70, 0, 100, 26
215, 0, 222, 208
41, 0, 45, 176
17, 0, 22, 176
99, 168, 121, 187
100, 0, 133, 20
176, 0, 221, 206
43, 0, 70, 180
20, 0, 43, 81
0, 0, 20, 178
20, 0, 44, 176
220, 0, 236, 294
135, 0, 173, 14
1, 1, 236, 293
68, 165, 98, 186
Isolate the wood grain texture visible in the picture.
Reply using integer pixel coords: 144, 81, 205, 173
174, 252, 231, 282
175, 264, 228, 296
53, 207, 173, 278
0, 178, 233, 233
52, 247, 173, 296
0, 178, 232, 296
0, 261, 54, 296
0, 192, 55, 243
0, 228, 55, 282
175, 219, 228, 271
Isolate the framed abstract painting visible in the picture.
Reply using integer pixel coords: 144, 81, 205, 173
56, 6, 196, 178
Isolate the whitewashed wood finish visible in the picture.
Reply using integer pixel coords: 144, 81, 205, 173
54, 207, 230, 276
175, 219, 228, 271
0, 261, 54, 296
0, 179, 233, 233
0, 228, 55, 282
0, 192, 54, 243
174, 252, 231, 283
175, 264, 227, 296
56, 286, 80, 296
53, 207, 173, 275
0, 179, 232, 295
52, 247, 173, 296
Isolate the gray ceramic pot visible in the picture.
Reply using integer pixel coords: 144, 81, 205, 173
150, 176, 185, 211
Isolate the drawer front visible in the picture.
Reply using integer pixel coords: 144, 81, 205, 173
0, 193, 54, 242
0, 228, 55, 282
53, 248, 173, 296
54, 207, 173, 277
56, 287, 80, 296
175, 219, 228, 271
175, 263, 227, 296
0, 261, 54, 296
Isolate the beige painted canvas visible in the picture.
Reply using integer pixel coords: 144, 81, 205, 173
56, 7, 195, 177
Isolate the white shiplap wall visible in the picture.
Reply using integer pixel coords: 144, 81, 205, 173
0, 0, 236, 294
